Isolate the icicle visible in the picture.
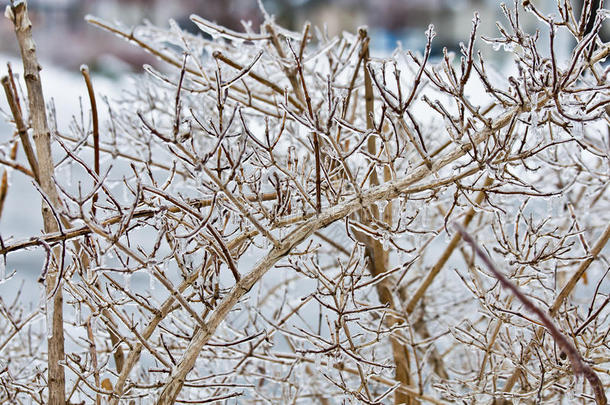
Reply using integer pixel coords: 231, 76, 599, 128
4, 164, 13, 187
149, 271, 156, 291
530, 93, 541, 141
0, 260, 5, 283
76, 302, 82, 325
153, 209, 164, 228
355, 243, 365, 259
90, 315, 98, 335
502, 42, 515, 52
398, 197, 409, 220
46, 299, 53, 339
377, 200, 388, 213
382, 232, 390, 251
124, 272, 131, 294
39, 287, 46, 310
184, 254, 194, 271
66, 161, 74, 187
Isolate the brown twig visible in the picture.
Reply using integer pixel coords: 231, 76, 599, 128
0, 140, 18, 219
455, 224, 607, 405
1, 76, 39, 182
80, 65, 99, 215
406, 176, 493, 314
86, 316, 101, 405
502, 220, 610, 396
7, 2, 66, 403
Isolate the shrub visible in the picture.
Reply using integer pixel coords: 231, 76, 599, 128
1, 0, 609, 403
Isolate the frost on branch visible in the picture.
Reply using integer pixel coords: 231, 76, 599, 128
1, 0, 610, 404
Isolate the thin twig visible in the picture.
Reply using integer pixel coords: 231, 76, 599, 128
454, 224, 607, 405
80, 65, 99, 215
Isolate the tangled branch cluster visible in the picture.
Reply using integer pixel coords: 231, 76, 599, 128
1, 0, 609, 403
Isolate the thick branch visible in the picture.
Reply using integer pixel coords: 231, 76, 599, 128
156, 107, 518, 403
8, 2, 65, 404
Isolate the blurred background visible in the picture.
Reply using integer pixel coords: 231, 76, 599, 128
0, 0, 606, 286
0, 0, 604, 75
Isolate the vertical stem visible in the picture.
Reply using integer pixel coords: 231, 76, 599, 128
359, 27, 414, 405
361, 28, 379, 189
405, 176, 493, 314
7, 3, 65, 404
0, 63, 26, 217
0, 142, 17, 217
287, 39, 321, 214
264, 23, 305, 105
6, 63, 22, 115
1, 76, 40, 182
80, 65, 99, 215
313, 131, 321, 214
86, 317, 101, 405
74, 68, 123, 376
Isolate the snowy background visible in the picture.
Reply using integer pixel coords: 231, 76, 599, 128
0, 0, 602, 334
0, 55, 120, 305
